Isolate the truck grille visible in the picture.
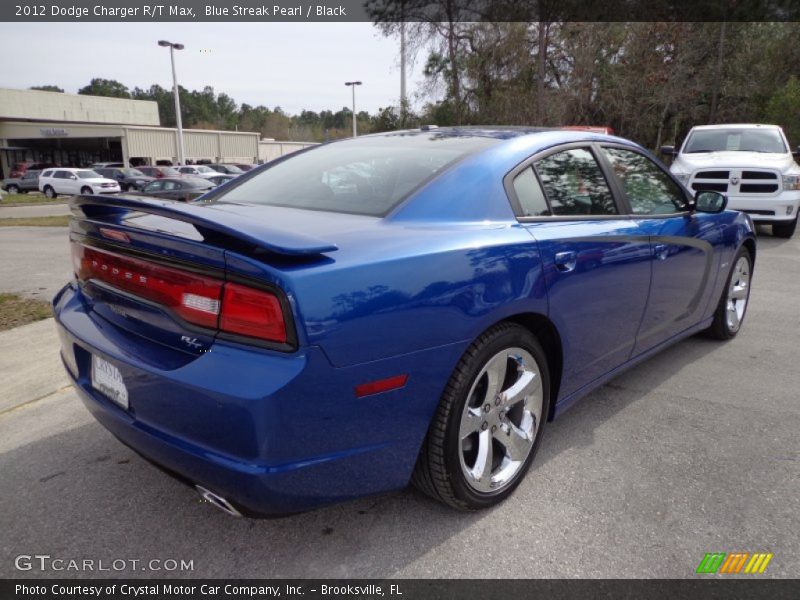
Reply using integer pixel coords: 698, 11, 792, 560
690, 169, 780, 195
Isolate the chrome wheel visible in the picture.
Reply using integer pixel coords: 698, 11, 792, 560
459, 347, 543, 493
725, 256, 750, 332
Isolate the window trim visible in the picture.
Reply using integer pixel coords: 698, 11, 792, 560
504, 141, 693, 222
596, 142, 693, 217
503, 142, 626, 222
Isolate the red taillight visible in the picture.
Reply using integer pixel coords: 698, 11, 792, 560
71, 243, 288, 344
73, 244, 222, 328
220, 282, 287, 343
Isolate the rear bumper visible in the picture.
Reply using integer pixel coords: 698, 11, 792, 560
53, 283, 461, 515
727, 192, 800, 222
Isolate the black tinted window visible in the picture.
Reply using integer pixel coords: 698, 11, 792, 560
512, 167, 550, 216
602, 147, 687, 215
534, 148, 617, 216
211, 133, 499, 216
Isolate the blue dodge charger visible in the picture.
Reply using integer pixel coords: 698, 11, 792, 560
53, 128, 756, 515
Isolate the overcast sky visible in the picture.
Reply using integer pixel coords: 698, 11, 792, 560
0, 22, 427, 115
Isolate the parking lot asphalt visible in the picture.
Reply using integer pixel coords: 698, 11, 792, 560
0, 226, 71, 300
0, 227, 798, 579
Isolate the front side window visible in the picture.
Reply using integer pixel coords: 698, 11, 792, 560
534, 148, 617, 216
144, 181, 163, 192
602, 147, 687, 215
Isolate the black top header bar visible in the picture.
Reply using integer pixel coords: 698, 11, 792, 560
3, 0, 800, 22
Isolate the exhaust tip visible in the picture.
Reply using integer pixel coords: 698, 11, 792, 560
195, 485, 243, 517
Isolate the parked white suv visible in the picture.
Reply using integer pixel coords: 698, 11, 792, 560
663, 124, 800, 237
39, 168, 121, 198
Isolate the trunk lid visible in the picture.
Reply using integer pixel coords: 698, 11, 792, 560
69, 195, 340, 356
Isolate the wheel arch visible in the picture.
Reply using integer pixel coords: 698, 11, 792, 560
500, 312, 563, 421
741, 236, 756, 266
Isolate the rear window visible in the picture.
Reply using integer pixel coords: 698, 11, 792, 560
210, 133, 499, 216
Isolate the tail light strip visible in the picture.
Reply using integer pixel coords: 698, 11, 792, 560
71, 242, 288, 344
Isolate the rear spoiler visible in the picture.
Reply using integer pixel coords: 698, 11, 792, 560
70, 194, 338, 257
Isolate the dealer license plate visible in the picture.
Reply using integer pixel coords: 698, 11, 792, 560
91, 354, 129, 409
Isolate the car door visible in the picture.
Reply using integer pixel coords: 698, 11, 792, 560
142, 180, 164, 197
598, 145, 722, 354
54, 170, 74, 194
161, 180, 183, 200
23, 171, 38, 190
509, 144, 653, 400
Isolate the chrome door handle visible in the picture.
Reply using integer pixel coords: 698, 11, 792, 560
654, 244, 669, 260
554, 251, 577, 272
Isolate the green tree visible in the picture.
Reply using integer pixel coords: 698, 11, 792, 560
764, 76, 800, 146
78, 78, 131, 98
30, 85, 64, 93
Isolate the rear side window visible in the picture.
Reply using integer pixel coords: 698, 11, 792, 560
42, 170, 53, 177
210, 133, 499, 216
534, 148, 618, 216
512, 167, 550, 217
601, 147, 687, 215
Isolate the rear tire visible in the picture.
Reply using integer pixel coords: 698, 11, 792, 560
773, 216, 797, 238
6, 185, 19, 194
412, 322, 550, 510
705, 246, 752, 340
43, 186, 56, 199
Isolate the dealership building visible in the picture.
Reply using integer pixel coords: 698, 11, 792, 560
0, 88, 263, 178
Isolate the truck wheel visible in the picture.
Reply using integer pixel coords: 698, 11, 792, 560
773, 215, 798, 238
6, 185, 19, 194
412, 322, 550, 510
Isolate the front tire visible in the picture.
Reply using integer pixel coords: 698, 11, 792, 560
412, 323, 550, 510
706, 246, 752, 340
80, 186, 93, 195
773, 215, 797, 238
43, 186, 56, 199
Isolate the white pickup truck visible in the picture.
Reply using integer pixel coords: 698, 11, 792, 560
662, 124, 800, 238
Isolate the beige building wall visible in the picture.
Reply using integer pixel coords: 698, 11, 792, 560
0, 88, 159, 126
258, 141, 318, 163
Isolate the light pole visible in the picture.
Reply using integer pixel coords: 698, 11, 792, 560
158, 40, 185, 166
344, 81, 362, 137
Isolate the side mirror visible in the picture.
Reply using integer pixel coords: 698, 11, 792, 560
660, 145, 676, 156
793, 145, 800, 158
695, 190, 727, 214
70, 175, 77, 180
